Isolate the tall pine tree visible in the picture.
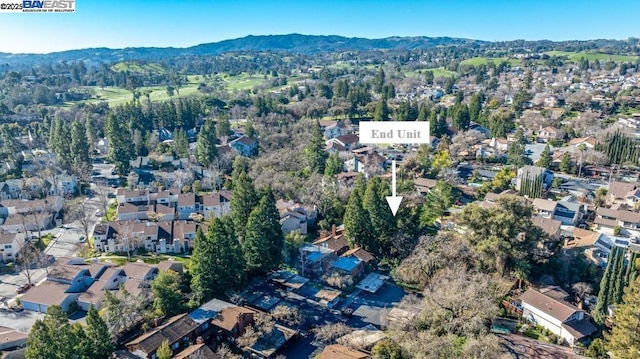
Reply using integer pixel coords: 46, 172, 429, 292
190, 228, 216, 304
230, 171, 258, 243
195, 118, 218, 167
70, 120, 91, 180
594, 247, 618, 323
304, 120, 328, 174
84, 304, 114, 359
243, 189, 284, 275
363, 177, 395, 257
607, 276, 640, 358
343, 176, 373, 251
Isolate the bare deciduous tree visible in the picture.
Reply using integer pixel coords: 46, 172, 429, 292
313, 322, 353, 345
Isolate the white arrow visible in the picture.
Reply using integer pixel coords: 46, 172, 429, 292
385, 159, 403, 216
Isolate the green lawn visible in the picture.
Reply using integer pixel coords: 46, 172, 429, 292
404, 67, 457, 78
217, 72, 268, 92
545, 51, 639, 62
459, 57, 522, 66
69, 81, 202, 107
111, 61, 166, 74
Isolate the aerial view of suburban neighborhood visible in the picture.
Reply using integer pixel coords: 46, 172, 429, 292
1, 1, 640, 358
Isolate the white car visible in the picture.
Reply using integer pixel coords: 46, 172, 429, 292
95, 210, 103, 216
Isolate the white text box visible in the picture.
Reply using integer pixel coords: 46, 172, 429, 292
359, 121, 430, 144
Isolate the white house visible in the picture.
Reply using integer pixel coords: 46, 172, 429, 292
594, 207, 640, 237
201, 191, 233, 220
0, 232, 26, 262
520, 289, 597, 346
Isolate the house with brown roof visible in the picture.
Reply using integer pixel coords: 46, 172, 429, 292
536, 126, 563, 143
414, 177, 437, 195
608, 181, 637, 205
319, 344, 370, 359
125, 313, 206, 359
19, 280, 79, 313
594, 207, 640, 237
188, 298, 256, 341
201, 190, 233, 220
532, 217, 562, 240
0, 326, 28, 351
276, 199, 317, 235
177, 193, 197, 220
77, 267, 127, 311
520, 288, 597, 346
341, 247, 374, 264
313, 225, 349, 256
173, 343, 215, 359
231, 136, 258, 157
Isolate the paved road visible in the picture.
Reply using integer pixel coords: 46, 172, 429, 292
0, 184, 110, 310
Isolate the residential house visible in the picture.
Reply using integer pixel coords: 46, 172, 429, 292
174, 343, 215, 359
188, 298, 255, 342
231, 136, 258, 157
299, 244, 337, 278
327, 134, 360, 152
0, 232, 25, 262
77, 267, 127, 311
533, 216, 562, 240
125, 313, 205, 359
567, 136, 597, 150
341, 247, 374, 267
536, 126, 563, 143
468, 122, 490, 137
313, 225, 349, 256
564, 229, 611, 266
414, 177, 438, 195
276, 199, 318, 235
19, 280, 79, 313
608, 181, 636, 205
318, 344, 370, 359
532, 198, 582, 226
315, 289, 342, 308
328, 256, 366, 283
58, 175, 79, 196
201, 191, 233, 219
319, 120, 345, 139
0, 326, 28, 351
520, 289, 597, 346
594, 207, 640, 237
247, 323, 298, 359
626, 189, 640, 209
515, 166, 554, 194
177, 193, 197, 220
487, 137, 510, 152
116, 189, 150, 205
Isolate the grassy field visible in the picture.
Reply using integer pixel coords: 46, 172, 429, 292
217, 72, 268, 92
459, 57, 522, 66
545, 51, 639, 62
404, 67, 457, 78
111, 61, 166, 74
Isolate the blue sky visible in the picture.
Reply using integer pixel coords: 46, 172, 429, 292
0, 0, 639, 54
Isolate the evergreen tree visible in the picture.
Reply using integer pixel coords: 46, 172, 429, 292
25, 306, 77, 359
424, 70, 434, 85
417, 103, 429, 122
190, 228, 216, 303
70, 120, 91, 179
594, 247, 617, 323
469, 92, 485, 123
243, 189, 284, 274
612, 249, 628, 305
209, 217, 245, 290
230, 171, 258, 243
173, 127, 189, 159
105, 113, 135, 175
304, 120, 328, 174
216, 115, 232, 139
537, 144, 552, 168
559, 152, 573, 174
157, 340, 173, 359
373, 100, 390, 121
453, 104, 470, 131
625, 252, 638, 288
152, 270, 183, 317
343, 177, 374, 251
195, 118, 218, 167
84, 305, 114, 359
363, 177, 395, 257
607, 276, 640, 358
324, 152, 343, 177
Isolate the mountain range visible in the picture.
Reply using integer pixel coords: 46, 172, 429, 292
0, 34, 484, 68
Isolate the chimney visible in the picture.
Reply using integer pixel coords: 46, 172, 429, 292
331, 224, 336, 237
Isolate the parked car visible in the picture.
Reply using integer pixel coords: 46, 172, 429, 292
95, 209, 103, 216
15, 284, 32, 294
79, 236, 86, 242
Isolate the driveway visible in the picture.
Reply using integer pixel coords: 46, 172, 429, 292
0, 309, 44, 333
